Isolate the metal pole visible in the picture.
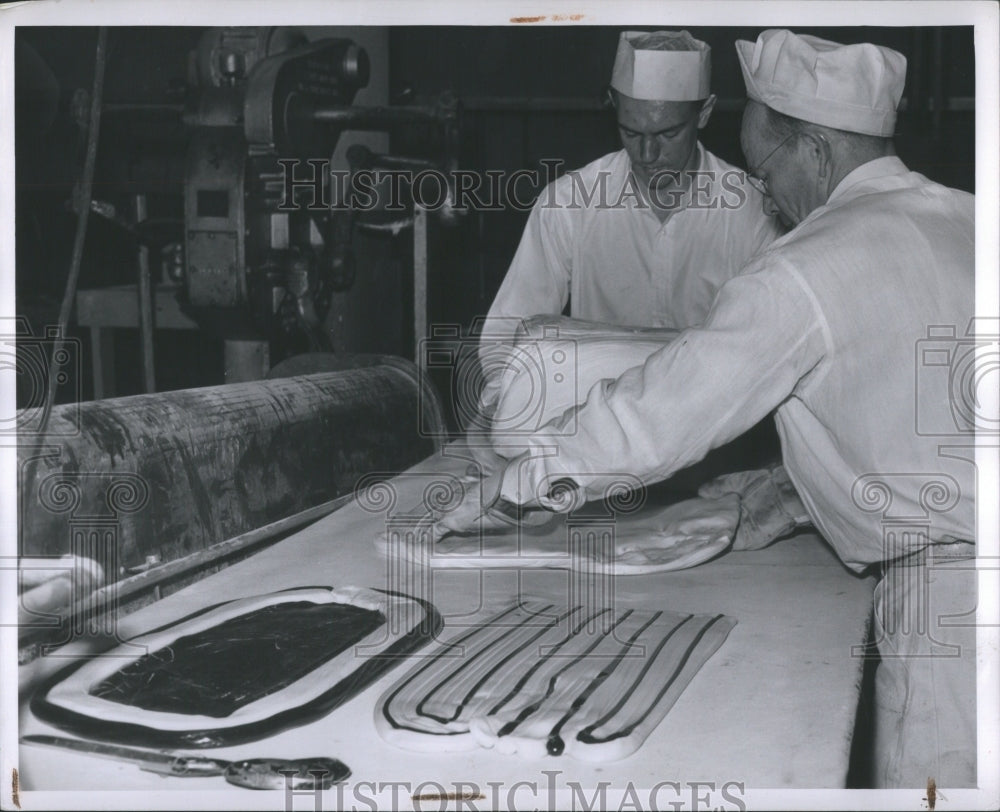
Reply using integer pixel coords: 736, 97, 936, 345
311, 104, 448, 128
413, 204, 428, 360
135, 194, 156, 393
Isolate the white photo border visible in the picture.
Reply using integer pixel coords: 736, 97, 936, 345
1, 2, 997, 810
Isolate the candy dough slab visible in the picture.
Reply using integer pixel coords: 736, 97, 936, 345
387, 494, 739, 575
32, 586, 441, 748
376, 600, 736, 761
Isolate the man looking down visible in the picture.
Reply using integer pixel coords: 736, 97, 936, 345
443, 29, 978, 789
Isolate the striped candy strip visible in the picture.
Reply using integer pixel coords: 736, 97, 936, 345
376, 600, 736, 761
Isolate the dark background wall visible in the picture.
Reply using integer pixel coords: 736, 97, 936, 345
14, 26, 976, 402
389, 26, 974, 331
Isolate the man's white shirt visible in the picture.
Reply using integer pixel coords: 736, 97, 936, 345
498, 156, 976, 571
481, 144, 784, 341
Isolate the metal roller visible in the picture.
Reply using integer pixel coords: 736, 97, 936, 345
18, 358, 447, 578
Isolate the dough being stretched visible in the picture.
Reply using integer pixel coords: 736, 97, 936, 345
381, 493, 740, 576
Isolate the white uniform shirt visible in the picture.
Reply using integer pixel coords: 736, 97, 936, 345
481, 144, 784, 342
500, 157, 975, 571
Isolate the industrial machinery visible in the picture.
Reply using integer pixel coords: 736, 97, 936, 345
179, 27, 462, 357
50, 26, 463, 389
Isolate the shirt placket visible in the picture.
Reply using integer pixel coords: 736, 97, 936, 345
652, 210, 683, 325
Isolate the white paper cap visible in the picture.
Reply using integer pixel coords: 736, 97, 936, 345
611, 30, 712, 102
736, 29, 906, 136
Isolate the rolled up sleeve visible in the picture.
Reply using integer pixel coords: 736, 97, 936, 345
498, 259, 829, 507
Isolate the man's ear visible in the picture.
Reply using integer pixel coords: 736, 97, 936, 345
697, 94, 717, 129
604, 86, 617, 110
803, 130, 833, 178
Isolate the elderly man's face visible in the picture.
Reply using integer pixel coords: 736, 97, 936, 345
740, 101, 825, 228
616, 94, 710, 194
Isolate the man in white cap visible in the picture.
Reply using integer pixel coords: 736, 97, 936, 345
441, 29, 978, 788
478, 30, 783, 391
474, 30, 789, 527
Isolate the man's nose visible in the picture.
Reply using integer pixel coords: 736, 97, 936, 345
640, 136, 659, 164
763, 195, 781, 217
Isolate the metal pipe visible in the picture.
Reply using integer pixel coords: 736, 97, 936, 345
38, 27, 107, 432
102, 103, 185, 113
461, 96, 607, 112
413, 205, 428, 358
311, 104, 452, 128
134, 194, 156, 394
356, 217, 414, 235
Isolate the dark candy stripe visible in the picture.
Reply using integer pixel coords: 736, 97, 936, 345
380, 603, 547, 734
437, 606, 582, 725
377, 601, 736, 758
487, 607, 614, 716
541, 611, 668, 747
495, 609, 638, 738
577, 614, 728, 744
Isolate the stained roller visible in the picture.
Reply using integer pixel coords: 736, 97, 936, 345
18, 359, 447, 576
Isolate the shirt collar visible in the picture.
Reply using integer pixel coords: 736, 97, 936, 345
826, 155, 910, 206
624, 141, 706, 219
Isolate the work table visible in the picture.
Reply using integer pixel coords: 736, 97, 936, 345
17, 446, 875, 802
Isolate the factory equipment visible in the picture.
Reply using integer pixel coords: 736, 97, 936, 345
179, 27, 462, 358
56, 27, 463, 392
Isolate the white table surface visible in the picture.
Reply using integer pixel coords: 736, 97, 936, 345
18, 446, 875, 799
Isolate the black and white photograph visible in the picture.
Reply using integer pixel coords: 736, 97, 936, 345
2, 1, 998, 810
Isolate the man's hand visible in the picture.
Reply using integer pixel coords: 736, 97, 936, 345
697, 464, 810, 550
430, 465, 508, 540
430, 460, 572, 542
